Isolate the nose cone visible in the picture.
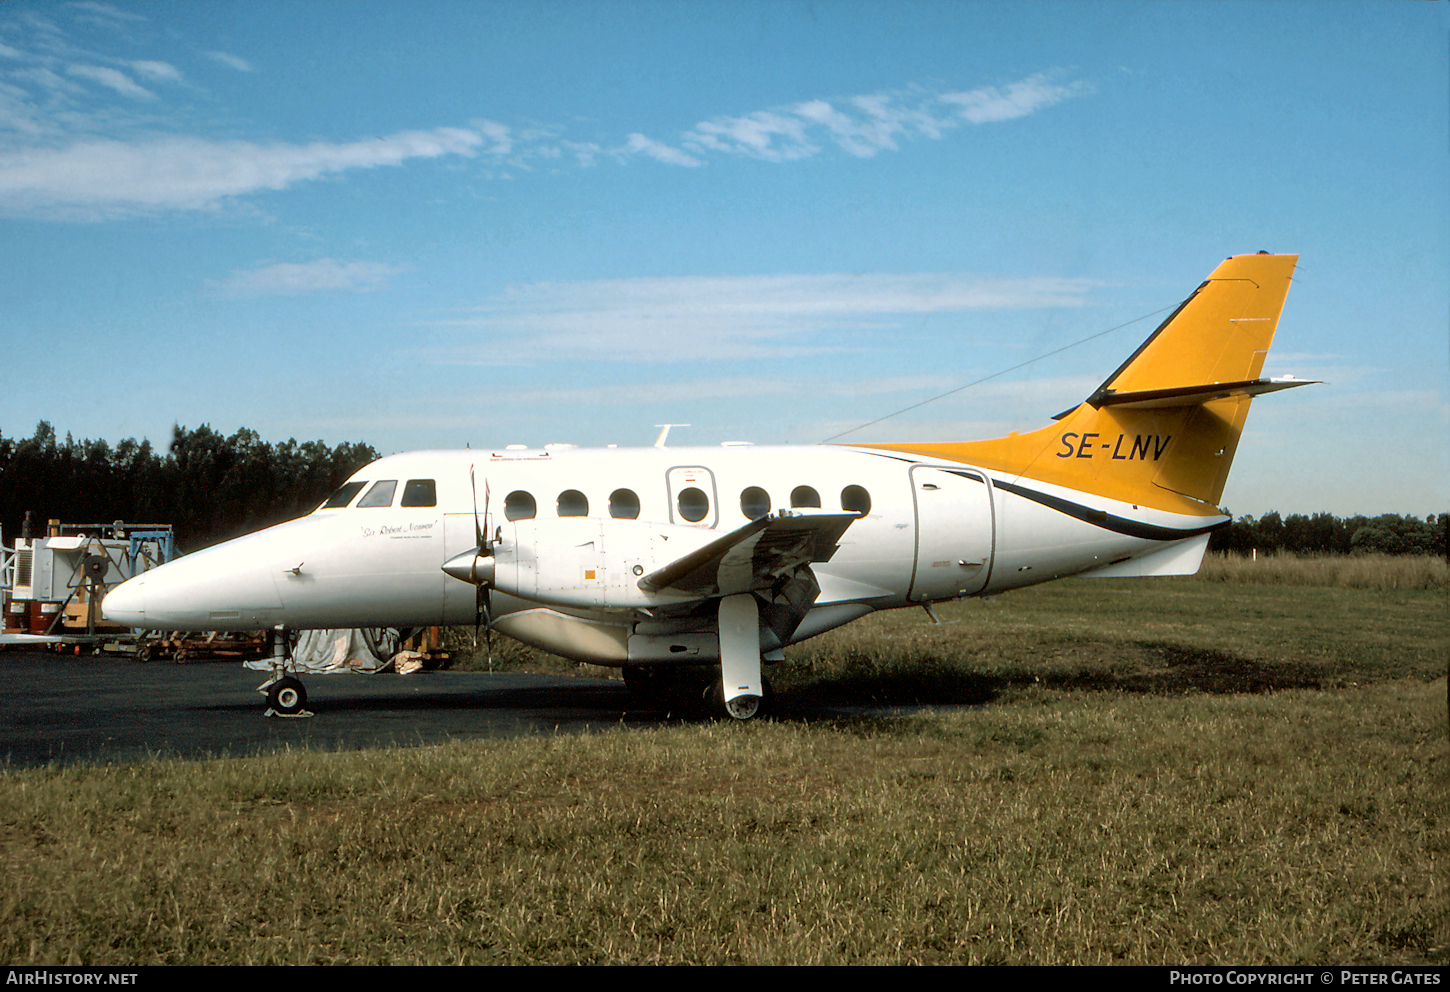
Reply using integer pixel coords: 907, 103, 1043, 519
101, 539, 285, 630
102, 574, 147, 627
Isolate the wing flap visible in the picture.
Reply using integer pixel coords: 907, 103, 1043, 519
638, 511, 858, 598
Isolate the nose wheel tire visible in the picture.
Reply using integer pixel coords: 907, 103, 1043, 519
265, 676, 308, 716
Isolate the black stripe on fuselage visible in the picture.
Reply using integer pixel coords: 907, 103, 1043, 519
990, 479, 1225, 541
851, 453, 1220, 541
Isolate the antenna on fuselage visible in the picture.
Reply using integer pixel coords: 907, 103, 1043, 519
654, 424, 690, 447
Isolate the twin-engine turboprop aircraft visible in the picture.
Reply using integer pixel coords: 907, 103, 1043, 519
103, 252, 1311, 719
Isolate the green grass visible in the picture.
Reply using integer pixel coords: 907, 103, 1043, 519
775, 576, 1445, 707
0, 682, 1443, 965
1, 571, 1446, 965
1197, 552, 1448, 590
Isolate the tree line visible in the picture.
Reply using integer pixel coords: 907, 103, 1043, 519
1207, 510, 1448, 559
0, 422, 377, 552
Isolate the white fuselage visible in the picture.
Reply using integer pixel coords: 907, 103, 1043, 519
101, 443, 1218, 664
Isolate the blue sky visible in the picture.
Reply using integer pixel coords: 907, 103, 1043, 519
0, 0, 1444, 518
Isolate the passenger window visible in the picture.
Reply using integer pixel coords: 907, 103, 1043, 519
557, 490, 588, 517
677, 487, 709, 523
401, 479, 437, 508
740, 486, 771, 520
790, 486, 821, 509
504, 491, 537, 521
322, 481, 366, 509
357, 480, 397, 508
841, 485, 871, 515
609, 488, 640, 519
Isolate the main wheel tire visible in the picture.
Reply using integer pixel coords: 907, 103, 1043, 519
723, 693, 761, 720
266, 676, 307, 715
704, 681, 766, 721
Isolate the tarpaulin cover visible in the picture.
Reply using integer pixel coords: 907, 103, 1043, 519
245, 628, 400, 673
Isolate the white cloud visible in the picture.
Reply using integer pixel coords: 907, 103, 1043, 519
562, 140, 601, 167
792, 99, 891, 157
0, 126, 485, 219
66, 64, 154, 100
69, 2, 145, 27
684, 110, 818, 162
428, 272, 1103, 364
473, 119, 513, 155
940, 72, 1091, 124
624, 132, 702, 167
0, 64, 1089, 217
630, 71, 1090, 166
130, 60, 183, 84
209, 258, 409, 297
496, 371, 1074, 410
205, 51, 254, 72
12, 67, 76, 94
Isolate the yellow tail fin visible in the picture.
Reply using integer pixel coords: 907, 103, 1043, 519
860, 253, 1303, 516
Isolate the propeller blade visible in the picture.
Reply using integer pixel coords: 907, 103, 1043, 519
468, 466, 496, 586
469, 465, 483, 548
467, 465, 496, 669
483, 479, 492, 554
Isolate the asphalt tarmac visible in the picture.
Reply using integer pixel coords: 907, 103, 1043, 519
0, 649, 680, 768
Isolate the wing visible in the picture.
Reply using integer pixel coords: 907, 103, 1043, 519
637, 510, 858, 599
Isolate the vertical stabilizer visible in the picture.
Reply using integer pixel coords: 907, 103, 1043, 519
857, 253, 1300, 515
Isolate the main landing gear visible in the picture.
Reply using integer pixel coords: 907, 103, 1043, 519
714, 593, 767, 721
623, 664, 773, 720
258, 626, 312, 718
703, 678, 772, 721
623, 592, 775, 722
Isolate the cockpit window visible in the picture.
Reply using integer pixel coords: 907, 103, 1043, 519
322, 481, 366, 509
401, 479, 437, 508
356, 480, 397, 508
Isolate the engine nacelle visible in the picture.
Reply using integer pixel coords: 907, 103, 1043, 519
443, 518, 723, 611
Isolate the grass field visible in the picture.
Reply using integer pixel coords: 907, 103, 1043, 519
1195, 551, 1448, 590
1, 561, 1445, 965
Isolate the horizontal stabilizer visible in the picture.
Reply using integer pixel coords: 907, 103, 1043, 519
1089, 376, 1319, 411
638, 510, 857, 598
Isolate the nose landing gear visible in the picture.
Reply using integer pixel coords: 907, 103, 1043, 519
258, 626, 312, 718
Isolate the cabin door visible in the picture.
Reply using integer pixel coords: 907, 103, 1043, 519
908, 466, 994, 601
